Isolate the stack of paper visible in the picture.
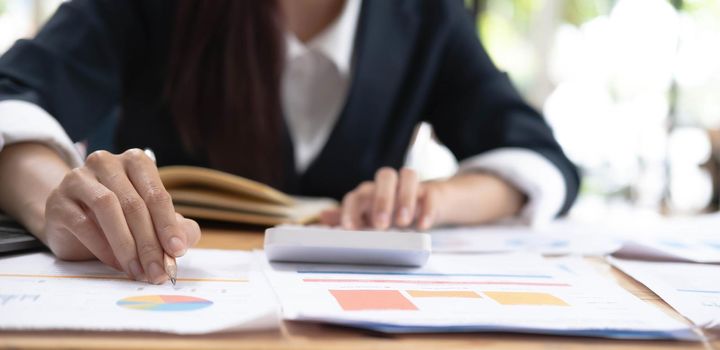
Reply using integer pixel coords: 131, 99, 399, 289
430, 221, 623, 256
594, 213, 720, 263
0, 249, 280, 334
610, 258, 720, 330
613, 233, 720, 263
429, 217, 720, 263
0, 245, 708, 340
615, 237, 720, 263
262, 253, 696, 340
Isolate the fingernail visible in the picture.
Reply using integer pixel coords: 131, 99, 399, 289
399, 208, 410, 224
128, 259, 145, 281
376, 212, 390, 228
342, 214, 352, 229
421, 216, 433, 230
148, 262, 167, 285
168, 236, 186, 257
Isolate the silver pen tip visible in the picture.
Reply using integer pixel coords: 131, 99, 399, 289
170, 277, 176, 285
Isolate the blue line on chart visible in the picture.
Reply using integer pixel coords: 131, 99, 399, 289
677, 289, 720, 294
295, 271, 554, 279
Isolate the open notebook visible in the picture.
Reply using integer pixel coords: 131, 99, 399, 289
159, 166, 337, 226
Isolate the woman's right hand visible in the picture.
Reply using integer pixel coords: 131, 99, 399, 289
42, 148, 201, 284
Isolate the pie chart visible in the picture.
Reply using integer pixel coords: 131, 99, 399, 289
116, 295, 213, 312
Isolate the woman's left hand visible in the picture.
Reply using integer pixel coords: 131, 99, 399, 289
319, 167, 527, 230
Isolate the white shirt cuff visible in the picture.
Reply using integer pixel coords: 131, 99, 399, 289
457, 148, 567, 227
0, 100, 84, 168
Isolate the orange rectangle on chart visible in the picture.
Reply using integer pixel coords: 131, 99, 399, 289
407, 290, 482, 298
330, 290, 418, 311
484, 291, 568, 306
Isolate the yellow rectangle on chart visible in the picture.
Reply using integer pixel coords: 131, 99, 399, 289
484, 291, 568, 306
407, 290, 482, 298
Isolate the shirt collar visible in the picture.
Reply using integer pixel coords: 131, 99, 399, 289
286, 0, 362, 76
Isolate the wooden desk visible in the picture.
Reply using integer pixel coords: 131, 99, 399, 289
1, 227, 718, 350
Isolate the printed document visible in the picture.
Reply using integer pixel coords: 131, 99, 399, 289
430, 221, 622, 256
0, 249, 280, 334
262, 252, 696, 340
610, 257, 720, 330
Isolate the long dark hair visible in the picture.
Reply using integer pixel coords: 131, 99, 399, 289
166, 0, 285, 187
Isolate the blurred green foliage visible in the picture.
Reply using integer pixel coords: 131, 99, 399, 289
683, 0, 720, 15
474, 0, 719, 90
476, 0, 718, 35
479, 0, 614, 36
562, 0, 613, 25
0, 0, 6, 15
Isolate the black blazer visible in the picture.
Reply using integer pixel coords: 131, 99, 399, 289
0, 0, 580, 214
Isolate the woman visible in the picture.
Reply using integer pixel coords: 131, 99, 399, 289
0, 0, 579, 284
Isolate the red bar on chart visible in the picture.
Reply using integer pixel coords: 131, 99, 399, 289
330, 290, 418, 311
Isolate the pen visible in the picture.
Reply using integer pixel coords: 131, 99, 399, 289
144, 148, 177, 286
164, 254, 177, 285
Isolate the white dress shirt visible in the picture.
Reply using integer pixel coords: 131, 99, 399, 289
0, 0, 566, 225
283, 0, 360, 173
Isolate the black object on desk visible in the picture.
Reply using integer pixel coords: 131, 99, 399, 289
0, 215, 42, 253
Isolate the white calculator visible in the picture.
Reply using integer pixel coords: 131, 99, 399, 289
264, 225, 432, 267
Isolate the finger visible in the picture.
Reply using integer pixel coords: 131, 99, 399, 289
395, 168, 419, 227
86, 150, 166, 284
416, 185, 438, 231
372, 167, 398, 229
47, 194, 122, 271
122, 149, 186, 258
343, 182, 375, 229
319, 208, 341, 226
176, 213, 201, 247
341, 191, 364, 230
62, 168, 145, 281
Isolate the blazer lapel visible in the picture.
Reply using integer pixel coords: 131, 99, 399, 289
301, 0, 420, 195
